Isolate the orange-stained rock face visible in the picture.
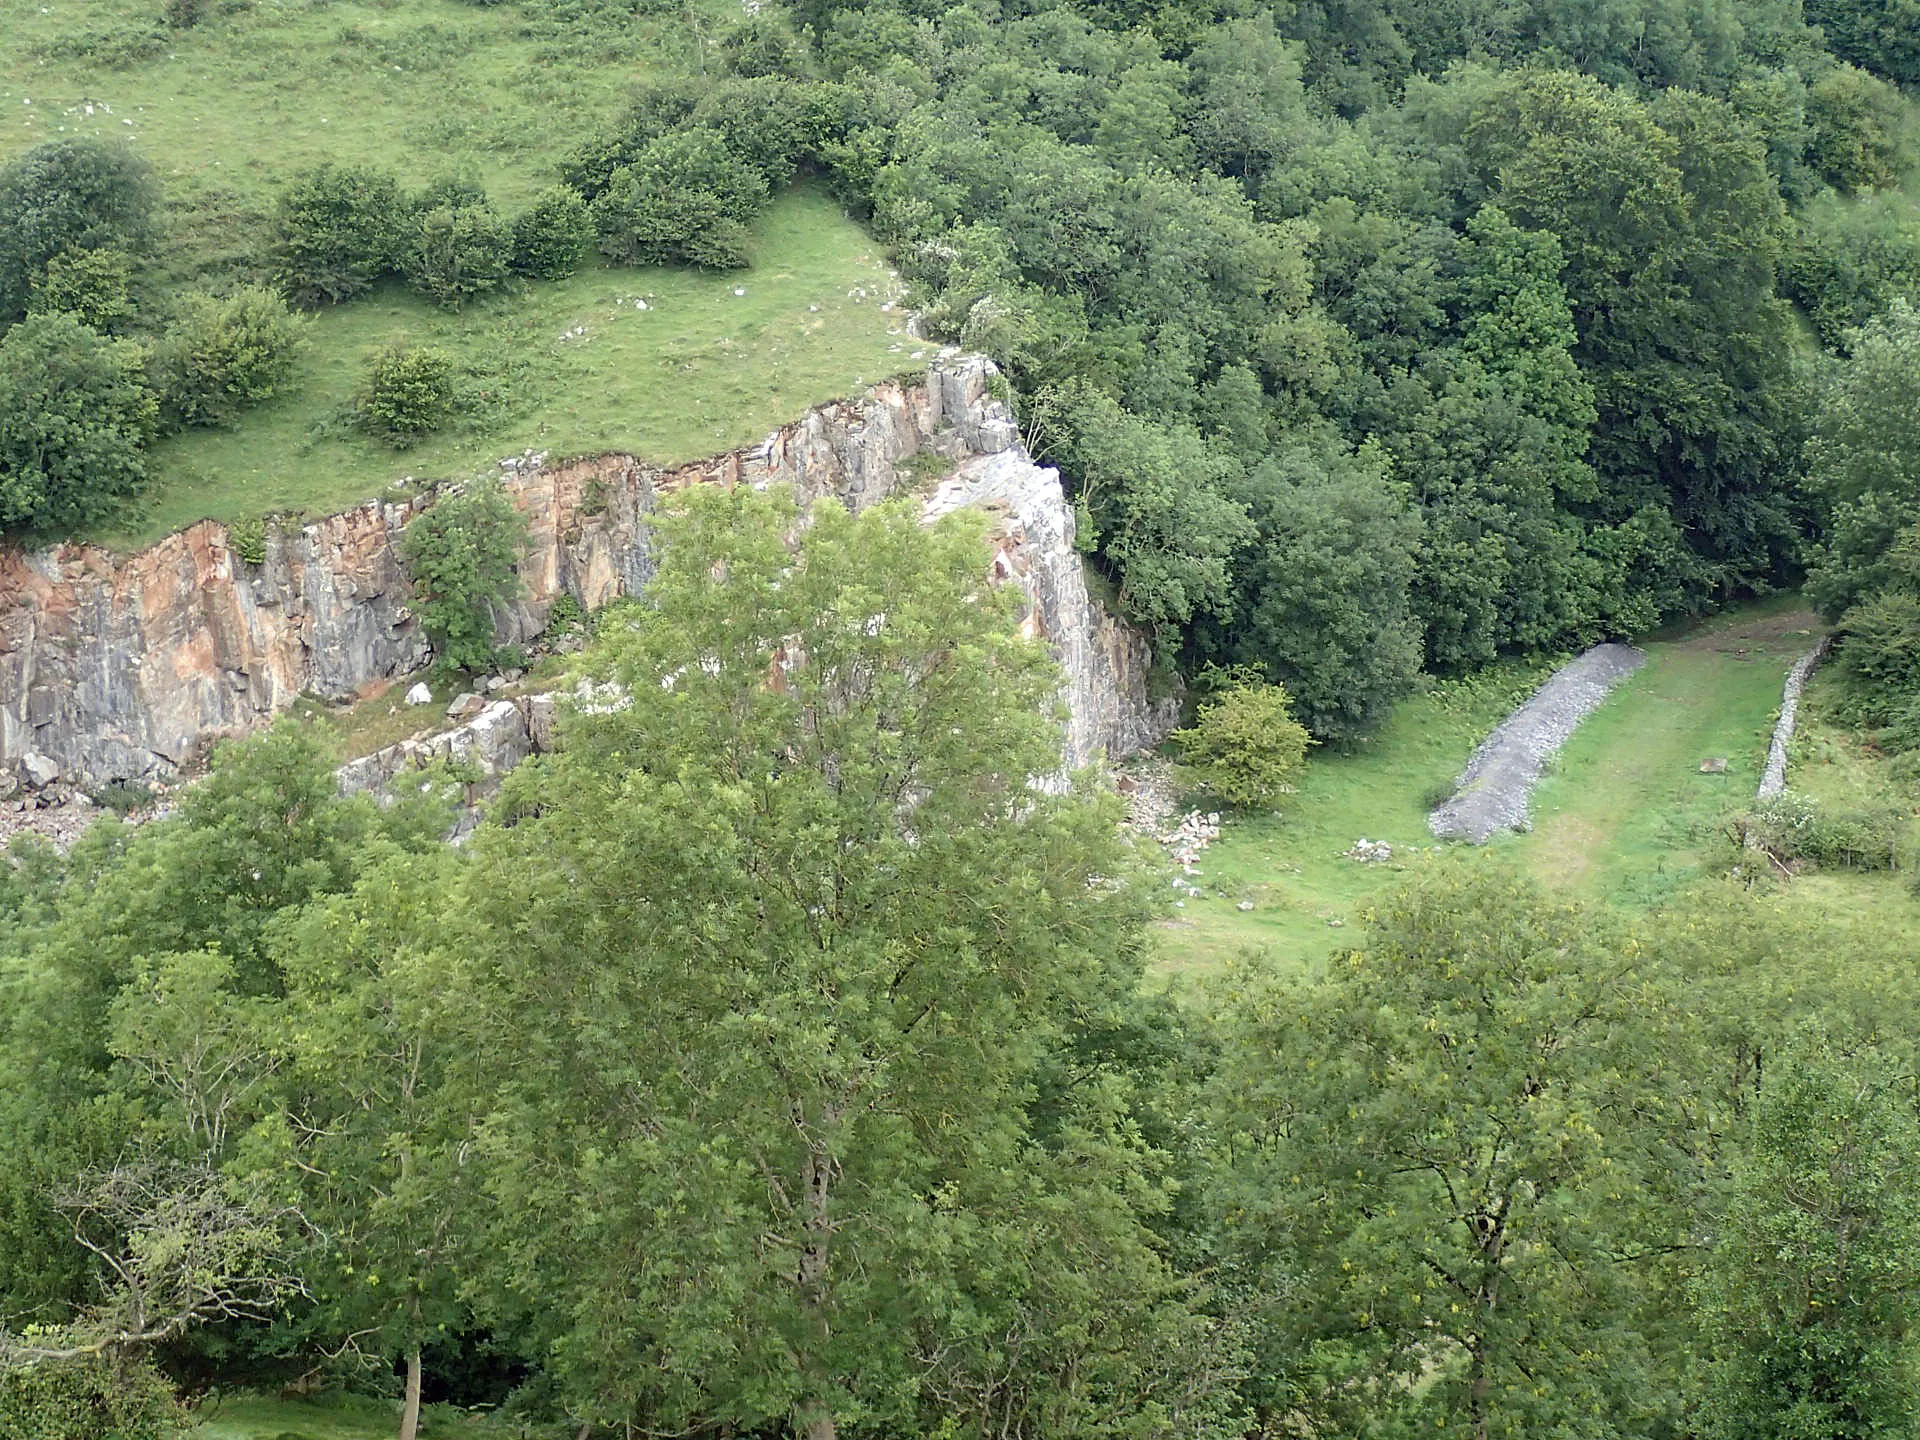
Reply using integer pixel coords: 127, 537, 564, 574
0, 357, 1169, 790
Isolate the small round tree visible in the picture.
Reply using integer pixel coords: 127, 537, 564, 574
356, 344, 455, 449
0, 312, 159, 539
399, 480, 530, 674
0, 137, 156, 320
1172, 679, 1313, 811
152, 286, 306, 429
510, 187, 593, 280
271, 164, 405, 308
402, 202, 512, 310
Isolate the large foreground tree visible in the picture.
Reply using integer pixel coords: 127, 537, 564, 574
446, 487, 1242, 1440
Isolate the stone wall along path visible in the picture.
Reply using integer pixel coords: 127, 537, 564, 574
1428, 642, 1646, 844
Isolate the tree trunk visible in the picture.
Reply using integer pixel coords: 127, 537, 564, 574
399, 1344, 423, 1440
794, 1104, 843, 1440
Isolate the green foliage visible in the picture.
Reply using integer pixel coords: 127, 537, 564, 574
225, 515, 268, 566
271, 165, 405, 309
1695, 1040, 1920, 1439
1806, 301, 1920, 617
1740, 790, 1906, 870
0, 1356, 185, 1440
0, 137, 155, 322
152, 288, 306, 430
398, 481, 530, 674
1805, 0, 1920, 85
1172, 680, 1312, 811
1804, 63, 1912, 193
1052, 385, 1252, 651
25, 247, 136, 334
1217, 440, 1423, 744
1206, 866, 1705, 1437
590, 129, 771, 269
450, 486, 1242, 1438
400, 200, 512, 311
509, 188, 593, 281
355, 344, 456, 449
0, 312, 158, 539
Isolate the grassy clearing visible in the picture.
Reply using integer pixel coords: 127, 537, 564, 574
97, 189, 912, 548
1147, 658, 1555, 983
1148, 600, 1874, 982
1510, 600, 1819, 906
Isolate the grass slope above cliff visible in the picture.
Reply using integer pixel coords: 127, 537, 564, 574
1, 0, 910, 552
106, 188, 911, 548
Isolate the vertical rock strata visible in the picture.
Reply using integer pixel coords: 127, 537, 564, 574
0, 356, 1170, 788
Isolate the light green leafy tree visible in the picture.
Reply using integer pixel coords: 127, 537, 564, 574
1206, 867, 1707, 1439
1695, 1038, 1920, 1440
447, 486, 1243, 1440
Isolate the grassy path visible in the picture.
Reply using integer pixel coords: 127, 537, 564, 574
1512, 603, 1819, 905
1150, 602, 1834, 980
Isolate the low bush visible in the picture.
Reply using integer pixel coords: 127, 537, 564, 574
0, 1354, 185, 1440
152, 287, 306, 428
356, 344, 456, 448
272, 164, 405, 308
1172, 680, 1314, 811
26, 247, 137, 332
1740, 790, 1907, 872
401, 202, 512, 310
510, 188, 593, 280
590, 129, 768, 269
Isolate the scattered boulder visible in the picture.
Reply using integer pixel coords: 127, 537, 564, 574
20, 752, 61, 789
1699, 757, 1728, 774
446, 692, 485, 722
1344, 837, 1395, 864
405, 681, 433, 705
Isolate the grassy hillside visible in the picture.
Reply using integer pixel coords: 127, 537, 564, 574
1, 0, 911, 551
109, 188, 912, 548
0, 0, 698, 265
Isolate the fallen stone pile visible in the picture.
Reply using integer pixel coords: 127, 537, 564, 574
1344, 838, 1394, 864
1159, 809, 1221, 871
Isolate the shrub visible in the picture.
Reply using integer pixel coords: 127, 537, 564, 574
510, 188, 593, 280
401, 202, 512, 309
591, 129, 769, 268
271, 164, 405, 307
0, 312, 159, 539
0, 1354, 185, 1440
356, 344, 456, 448
1805, 63, 1912, 194
0, 137, 156, 319
1741, 791, 1906, 872
26, 246, 137, 332
400, 481, 531, 673
151, 287, 306, 428
1172, 680, 1313, 811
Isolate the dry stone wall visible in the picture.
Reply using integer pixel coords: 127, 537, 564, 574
0, 355, 1169, 791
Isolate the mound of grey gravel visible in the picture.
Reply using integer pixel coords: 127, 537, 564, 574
1428, 642, 1646, 844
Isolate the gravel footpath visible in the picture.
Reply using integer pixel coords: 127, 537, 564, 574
1756, 636, 1833, 801
1429, 642, 1646, 844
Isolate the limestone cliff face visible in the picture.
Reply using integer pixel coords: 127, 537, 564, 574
0, 355, 1170, 789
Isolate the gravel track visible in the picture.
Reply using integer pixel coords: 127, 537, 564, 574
1756, 636, 1832, 800
1429, 643, 1646, 844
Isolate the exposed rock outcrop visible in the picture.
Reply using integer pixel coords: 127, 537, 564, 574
1, 355, 1170, 791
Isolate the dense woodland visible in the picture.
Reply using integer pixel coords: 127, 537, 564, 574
8, 0, 1920, 1435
